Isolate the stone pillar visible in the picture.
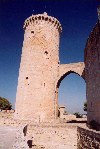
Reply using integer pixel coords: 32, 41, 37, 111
15, 12, 62, 122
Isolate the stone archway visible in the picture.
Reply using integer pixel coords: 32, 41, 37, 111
54, 62, 85, 118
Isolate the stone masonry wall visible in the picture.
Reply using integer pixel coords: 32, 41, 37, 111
84, 21, 100, 125
77, 126, 100, 149
15, 13, 62, 122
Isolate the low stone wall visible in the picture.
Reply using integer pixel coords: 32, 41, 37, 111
0, 110, 15, 113
77, 126, 100, 149
0, 110, 15, 122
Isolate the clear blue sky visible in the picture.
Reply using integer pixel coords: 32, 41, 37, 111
0, 0, 99, 113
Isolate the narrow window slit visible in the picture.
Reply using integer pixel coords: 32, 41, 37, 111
44, 51, 48, 55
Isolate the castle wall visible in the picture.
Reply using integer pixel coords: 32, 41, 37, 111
77, 127, 100, 149
85, 21, 100, 125
15, 13, 62, 122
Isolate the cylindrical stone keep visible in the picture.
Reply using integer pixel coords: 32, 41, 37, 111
15, 12, 62, 122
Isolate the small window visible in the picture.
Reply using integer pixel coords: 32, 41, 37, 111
44, 51, 48, 55
31, 31, 34, 34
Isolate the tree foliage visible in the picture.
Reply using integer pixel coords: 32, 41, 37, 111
83, 101, 87, 111
0, 97, 12, 110
74, 112, 82, 118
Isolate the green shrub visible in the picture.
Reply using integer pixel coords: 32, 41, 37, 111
74, 112, 82, 118
83, 101, 87, 111
0, 97, 12, 110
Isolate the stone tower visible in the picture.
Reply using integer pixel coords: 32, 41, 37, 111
15, 12, 62, 122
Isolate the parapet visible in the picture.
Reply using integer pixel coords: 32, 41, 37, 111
23, 12, 62, 33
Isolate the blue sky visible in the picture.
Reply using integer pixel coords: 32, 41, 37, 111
0, 0, 99, 113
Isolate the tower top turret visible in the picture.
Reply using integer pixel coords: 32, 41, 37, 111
23, 12, 62, 33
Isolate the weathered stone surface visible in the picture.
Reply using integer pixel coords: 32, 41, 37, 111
12, 126, 29, 149
58, 62, 85, 79
15, 12, 62, 122
77, 126, 100, 149
0, 125, 29, 149
0, 126, 16, 149
84, 21, 100, 125
56, 62, 85, 88
27, 123, 77, 149
0, 116, 85, 149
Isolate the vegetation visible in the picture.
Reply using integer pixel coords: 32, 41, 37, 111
74, 112, 82, 118
0, 97, 12, 110
83, 101, 87, 111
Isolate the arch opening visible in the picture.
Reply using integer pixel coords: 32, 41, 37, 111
57, 71, 82, 89
56, 71, 86, 123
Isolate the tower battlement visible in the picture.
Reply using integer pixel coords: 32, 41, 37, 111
23, 12, 62, 32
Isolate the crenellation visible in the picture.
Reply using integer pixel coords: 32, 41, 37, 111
23, 13, 62, 32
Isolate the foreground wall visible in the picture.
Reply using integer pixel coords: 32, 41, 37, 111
85, 21, 100, 125
77, 127, 100, 149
